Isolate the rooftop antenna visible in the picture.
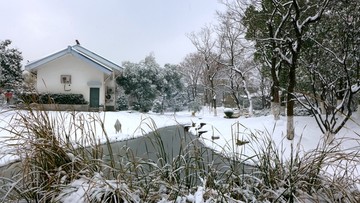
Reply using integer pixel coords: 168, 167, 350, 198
75, 39, 80, 45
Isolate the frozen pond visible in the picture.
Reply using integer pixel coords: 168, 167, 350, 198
99, 125, 255, 175
0, 125, 255, 187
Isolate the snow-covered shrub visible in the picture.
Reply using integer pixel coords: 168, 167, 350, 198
294, 106, 311, 116
116, 95, 128, 110
18, 93, 88, 105
152, 99, 164, 113
223, 108, 234, 118
188, 99, 202, 115
170, 101, 185, 112
132, 100, 153, 112
116, 56, 185, 114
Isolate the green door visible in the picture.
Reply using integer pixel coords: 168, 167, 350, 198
89, 88, 100, 108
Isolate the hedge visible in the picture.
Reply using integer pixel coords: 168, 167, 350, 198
19, 93, 88, 105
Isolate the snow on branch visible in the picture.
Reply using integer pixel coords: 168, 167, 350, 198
351, 84, 360, 93
309, 37, 344, 64
274, 47, 292, 65
273, 1, 293, 38
295, 0, 330, 33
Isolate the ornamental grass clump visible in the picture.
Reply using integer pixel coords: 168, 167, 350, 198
0, 108, 111, 202
243, 128, 360, 202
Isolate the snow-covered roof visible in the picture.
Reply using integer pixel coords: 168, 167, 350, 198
25, 44, 122, 75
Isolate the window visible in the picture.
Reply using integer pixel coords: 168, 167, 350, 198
61, 75, 71, 84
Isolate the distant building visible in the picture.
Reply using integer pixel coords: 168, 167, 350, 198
25, 44, 122, 111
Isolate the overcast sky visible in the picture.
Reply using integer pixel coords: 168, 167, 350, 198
2, 0, 223, 67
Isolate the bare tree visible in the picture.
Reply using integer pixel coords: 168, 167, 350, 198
188, 26, 222, 116
179, 52, 204, 102
215, 10, 258, 116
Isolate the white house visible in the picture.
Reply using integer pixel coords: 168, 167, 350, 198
25, 44, 122, 111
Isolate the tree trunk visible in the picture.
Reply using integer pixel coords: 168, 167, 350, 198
271, 88, 281, 120
271, 102, 281, 120
213, 96, 217, 116
319, 100, 326, 114
336, 99, 343, 116
204, 88, 209, 107
231, 91, 241, 109
248, 97, 253, 117
244, 85, 253, 117
286, 62, 296, 140
287, 115, 295, 140
325, 131, 335, 145
210, 79, 217, 116
237, 72, 253, 117
270, 55, 281, 120
230, 75, 241, 109
286, 97, 295, 140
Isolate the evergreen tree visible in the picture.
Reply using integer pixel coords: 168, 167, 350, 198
0, 40, 23, 90
117, 55, 185, 113
158, 64, 185, 113
116, 58, 160, 112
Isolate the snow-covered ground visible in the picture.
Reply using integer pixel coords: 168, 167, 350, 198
1, 106, 359, 202
1, 106, 359, 166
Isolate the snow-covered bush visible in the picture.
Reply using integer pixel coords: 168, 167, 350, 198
188, 99, 202, 115
133, 100, 153, 112
223, 108, 234, 118
116, 56, 184, 114
18, 93, 88, 105
152, 99, 164, 113
116, 95, 128, 110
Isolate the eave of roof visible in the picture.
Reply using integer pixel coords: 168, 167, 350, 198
72, 45, 122, 72
25, 45, 122, 75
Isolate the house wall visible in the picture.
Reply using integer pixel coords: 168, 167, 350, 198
35, 54, 106, 106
